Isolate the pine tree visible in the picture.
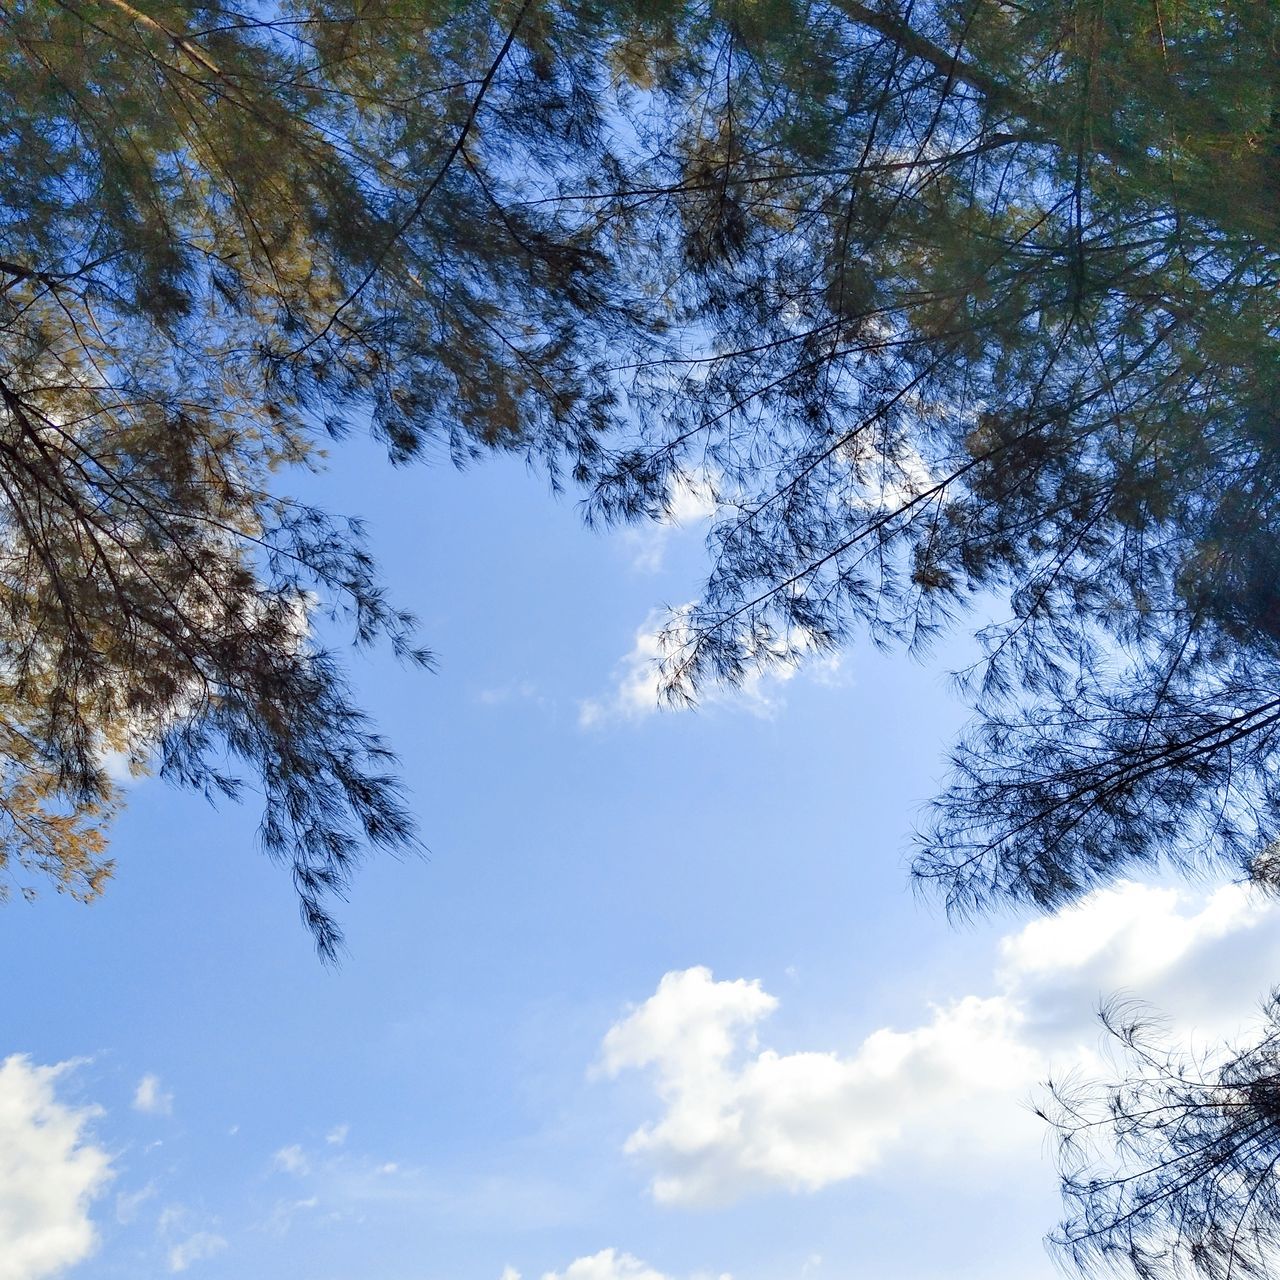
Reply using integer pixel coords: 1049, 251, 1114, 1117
0, 0, 652, 956
570, 7, 1278, 1272
3, 0, 1280, 1266
2, 1, 1278, 989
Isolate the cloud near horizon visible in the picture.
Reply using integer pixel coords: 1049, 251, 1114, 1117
504, 1247, 730, 1280
598, 881, 1280, 1206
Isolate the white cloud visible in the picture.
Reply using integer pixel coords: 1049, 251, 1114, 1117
599, 970, 1039, 1204
541, 1249, 726, 1280
167, 1231, 227, 1273
132, 1074, 173, 1116
157, 1204, 185, 1235
325, 1124, 349, 1147
578, 610, 681, 728
99, 748, 142, 785
599, 882, 1280, 1206
273, 1145, 310, 1176
0, 1056, 112, 1280
599, 970, 778, 1085
856, 439, 936, 514
996, 880, 1277, 1046
263, 1194, 319, 1236
579, 609, 831, 729
621, 472, 718, 574
477, 681, 549, 710
115, 1182, 156, 1225
501, 1268, 522, 1280
544, 1250, 667, 1280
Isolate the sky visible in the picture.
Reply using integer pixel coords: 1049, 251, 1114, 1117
4, 437, 1279, 1280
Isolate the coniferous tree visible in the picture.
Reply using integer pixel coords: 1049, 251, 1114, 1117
1046, 999, 1280, 1280
0, 0, 650, 955
574, 9, 1279, 1271
2, 0, 1278, 986
3, 0, 1280, 1267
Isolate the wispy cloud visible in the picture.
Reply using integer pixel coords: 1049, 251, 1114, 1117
115, 1182, 156, 1226
167, 1231, 227, 1273
620, 472, 718, 575
132, 1073, 173, 1117
255, 1136, 581, 1236
598, 882, 1279, 1205
273, 1145, 311, 1176
579, 609, 837, 729
578, 610, 685, 728
477, 681, 550, 711
262, 1195, 320, 1237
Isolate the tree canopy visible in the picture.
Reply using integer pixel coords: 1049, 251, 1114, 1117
1046, 998, 1280, 1280
2, 2, 1279, 1264
0, 0, 647, 955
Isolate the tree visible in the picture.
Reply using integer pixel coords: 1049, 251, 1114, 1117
578, 6, 1279, 1273
571, 5, 1280, 1273
3, 0, 1280, 1208
1046, 998, 1280, 1280
2, 0, 1279, 1268
0, 0, 657, 956
588, 0, 1280, 916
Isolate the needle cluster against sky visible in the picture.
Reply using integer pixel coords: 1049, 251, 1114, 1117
4, 442, 1272, 1280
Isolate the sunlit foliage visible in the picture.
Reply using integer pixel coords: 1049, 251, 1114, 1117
3, 0, 1280, 1266
0, 0, 657, 954
2, 2, 1278, 981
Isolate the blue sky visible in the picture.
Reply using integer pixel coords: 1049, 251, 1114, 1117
4, 438, 1279, 1280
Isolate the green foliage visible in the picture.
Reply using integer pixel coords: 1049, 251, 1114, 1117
0, 0, 1277, 1267
571, 0, 1280, 925
0, 0, 1277, 982
0, 0, 651, 955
